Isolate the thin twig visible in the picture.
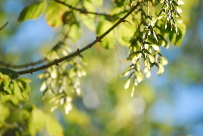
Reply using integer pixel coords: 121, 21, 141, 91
54, 0, 112, 17
0, 22, 8, 31
0, 58, 47, 69
17, 2, 141, 75
55, 0, 129, 17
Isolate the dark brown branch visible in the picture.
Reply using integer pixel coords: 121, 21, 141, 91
0, 22, 46, 69
0, 58, 47, 69
17, 3, 141, 75
54, 0, 112, 17
0, 22, 8, 31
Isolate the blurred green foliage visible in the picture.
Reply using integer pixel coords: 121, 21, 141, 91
0, 0, 200, 135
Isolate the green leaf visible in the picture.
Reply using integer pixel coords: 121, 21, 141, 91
18, 2, 46, 22
96, 20, 115, 48
117, 21, 136, 46
28, 108, 44, 135
44, 114, 63, 135
175, 23, 186, 46
67, 23, 81, 42
169, 23, 186, 47
20, 109, 31, 122
0, 104, 10, 123
83, 1, 96, 13
45, 1, 67, 27
90, 0, 103, 8
0, 72, 11, 91
28, 107, 63, 136
64, 0, 79, 6
0, 76, 30, 104
0, 68, 19, 79
1, 95, 19, 106
17, 78, 31, 98
79, 13, 96, 31
159, 22, 186, 47
13, 81, 24, 101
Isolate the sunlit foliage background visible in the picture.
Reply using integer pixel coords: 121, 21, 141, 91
0, 0, 203, 135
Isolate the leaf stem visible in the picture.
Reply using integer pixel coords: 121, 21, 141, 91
0, 22, 8, 31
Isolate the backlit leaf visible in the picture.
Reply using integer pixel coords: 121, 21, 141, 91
0, 104, 9, 123
44, 113, 63, 135
169, 23, 186, 47
90, 0, 103, 8
45, 1, 67, 27
28, 108, 44, 135
96, 20, 115, 48
18, 2, 46, 22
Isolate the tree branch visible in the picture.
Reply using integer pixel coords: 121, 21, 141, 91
17, 2, 141, 75
0, 58, 46, 69
0, 22, 8, 31
54, 0, 113, 17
